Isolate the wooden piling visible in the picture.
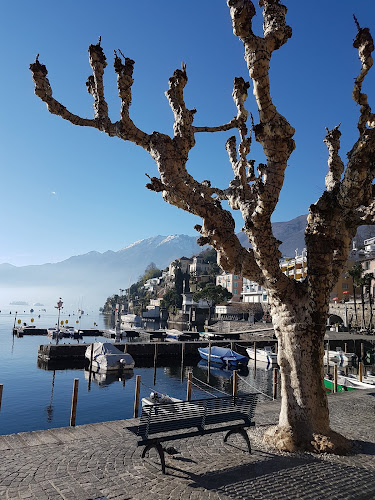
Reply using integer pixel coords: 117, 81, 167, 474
253, 341, 257, 378
88, 343, 94, 391
232, 370, 238, 398
180, 342, 185, 382
361, 342, 364, 360
333, 365, 338, 393
272, 368, 278, 400
134, 375, 141, 418
70, 378, 79, 426
0, 384, 3, 411
187, 372, 192, 401
344, 342, 347, 353
153, 343, 158, 385
359, 361, 363, 382
230, 342, 234, 350
326, 343, 330, 372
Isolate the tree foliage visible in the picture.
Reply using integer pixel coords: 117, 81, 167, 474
193, 283, 232, 305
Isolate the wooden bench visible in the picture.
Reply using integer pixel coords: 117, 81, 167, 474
133, 394, 258, 474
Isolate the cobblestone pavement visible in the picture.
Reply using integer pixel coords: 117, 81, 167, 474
0, 390, 374, 499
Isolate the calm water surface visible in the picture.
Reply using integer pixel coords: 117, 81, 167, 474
0, 311, 274, 435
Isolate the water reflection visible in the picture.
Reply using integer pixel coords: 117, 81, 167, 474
84, 369, 134, 388
46, 370, 55, 423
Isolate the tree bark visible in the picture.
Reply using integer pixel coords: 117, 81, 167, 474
264, 304, 350, 453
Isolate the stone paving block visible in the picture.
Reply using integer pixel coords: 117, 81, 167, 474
26, 430, 62, 445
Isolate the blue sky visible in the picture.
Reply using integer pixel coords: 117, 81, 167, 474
1, 0, 375, 266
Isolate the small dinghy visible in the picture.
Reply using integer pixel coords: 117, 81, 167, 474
85, 342, 135, 371
246, 346, 278, 364
141, 391, 182, 406
198, 346, 248, 367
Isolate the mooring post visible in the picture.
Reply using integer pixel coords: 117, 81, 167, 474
187, 371, 192, 401
134, 375, 141, 418
253, 341, 257, 378
180, 342, 185, 382
344, 342, 347, 353
70, 378, 79, 426
208, 342, 212, 365
333, 365, 338, 393
153, 343, 158, 385
124, 343, 128, 353
359, 361, 363, 382
361, 342, 364, 361
272, 368, 278, 400
326, 342, 330, 373
230, 341, 234, 350
232, 370, 238, 398
0, 384, 3, 411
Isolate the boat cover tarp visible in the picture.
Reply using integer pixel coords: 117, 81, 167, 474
85, 342, 134, 369
198, 346, 248, 364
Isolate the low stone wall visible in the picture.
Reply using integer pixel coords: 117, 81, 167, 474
329, 302, 374, 328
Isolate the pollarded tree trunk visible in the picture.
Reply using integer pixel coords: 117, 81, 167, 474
264, 302, 350, 453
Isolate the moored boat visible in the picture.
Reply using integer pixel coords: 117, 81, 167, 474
324, 373, 374, 392
47, 327, 63, 340
246, 346, 278, 364
165, 329, 190, 342
198, 346, 248, 367
85, 342, 135, 371
323, 348, 356, 364
141, 392, 182, 406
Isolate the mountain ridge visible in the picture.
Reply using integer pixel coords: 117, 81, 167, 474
2, 218, 375, 309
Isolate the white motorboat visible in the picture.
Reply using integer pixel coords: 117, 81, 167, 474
47, 327, 63, 340
323, 348, 356, 364
199, 332, 224, 340
85, 342, 135, 371
246, 346, 278, 364
142, 392, 182, 406
325, 373, 375, 391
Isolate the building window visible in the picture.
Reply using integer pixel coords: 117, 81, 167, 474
342, 283, 348, 290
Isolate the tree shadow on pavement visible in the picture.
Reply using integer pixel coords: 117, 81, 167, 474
168, 450, 375, 500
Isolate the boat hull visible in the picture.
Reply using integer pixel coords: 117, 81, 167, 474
246, 347, 278, 364
198, 346, 248, 366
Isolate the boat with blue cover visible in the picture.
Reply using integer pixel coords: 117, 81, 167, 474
198, 346, 248, 367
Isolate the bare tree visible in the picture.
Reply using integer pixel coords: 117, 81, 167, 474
30, 1, 375, 454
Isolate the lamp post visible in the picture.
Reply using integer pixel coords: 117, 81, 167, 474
55, 298, 63, 345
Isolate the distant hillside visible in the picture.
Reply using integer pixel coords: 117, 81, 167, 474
238, 214, 375, 257
0, 235, 206, 310
2, 217, 375, 310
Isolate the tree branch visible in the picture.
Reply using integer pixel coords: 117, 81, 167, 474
30, 58, 104, 130
324, 124, 345, 191
226, 0, 296, 299
113, 51, 151, 148
86, 41, 111, 130
352, 19, 375, 132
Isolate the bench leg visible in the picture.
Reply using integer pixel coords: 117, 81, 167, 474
224, 428, 251, 453
141, 442, 166, 474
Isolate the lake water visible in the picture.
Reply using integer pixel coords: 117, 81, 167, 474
0, 310, 276, 436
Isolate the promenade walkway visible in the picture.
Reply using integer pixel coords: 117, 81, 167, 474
0, 389, 374, 499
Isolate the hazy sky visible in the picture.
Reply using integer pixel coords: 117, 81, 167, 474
1, 0, 375, 266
